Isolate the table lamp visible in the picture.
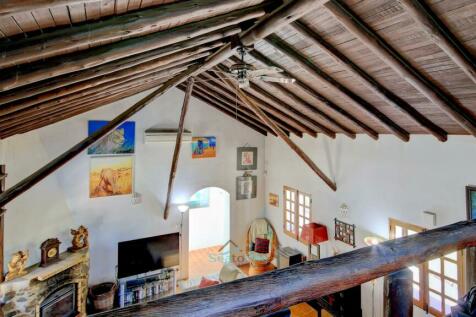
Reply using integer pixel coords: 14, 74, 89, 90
300, 223, 328, 260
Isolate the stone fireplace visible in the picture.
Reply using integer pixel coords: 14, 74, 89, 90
0, 249, 89, 317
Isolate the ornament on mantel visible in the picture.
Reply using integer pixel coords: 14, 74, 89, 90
68, 225, 89, 252
5, 250, 29, 281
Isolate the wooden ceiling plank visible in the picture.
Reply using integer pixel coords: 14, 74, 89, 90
265, 34, 409, 141
248, 50, 380, 140
197, 72, 317, 136
163, 77, 194, 220
217, 69, 337, 191
0, 1, 100, 18
325, 0, 476, 137
292, 19, 448, 142
0, 0, 330, 207
0, 50, 212, 116
399, 0, 476, 85
0, 0, 267, 68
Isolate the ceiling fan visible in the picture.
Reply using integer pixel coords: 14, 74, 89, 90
220, 46, 296, 88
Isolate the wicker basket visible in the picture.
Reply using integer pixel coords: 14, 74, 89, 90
90, 282, 116, 312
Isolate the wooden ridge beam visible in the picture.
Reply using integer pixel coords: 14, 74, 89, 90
0, 51, 211, 117
248, 50, 380, 140
193, 80, 302, 137
325, 0, 476, 137
197, 72, 316, 136
291, 20, 448, 142
0, 0, 269, 68
217, 70, 337, 191
0, 40, 224, 106
398, 0, 476, 85
265, 34, 410, 142
164, 78, 194, 220
0, 0, 330, 207
0, 5, 257, 91
91, 221, 476, 317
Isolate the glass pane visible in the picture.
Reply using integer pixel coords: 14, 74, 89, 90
298, 205, 304, 215
409, 266, 420, 283
299, 194, 304, 204
290, 224, 294, 232
290, 203, 295, 211
290, 192, 295, 200
445, 252, 457, 261
305, 196, 310, 206
444, 260, 458, 280
286, 222, 291, 231
286, 201, 290, 210
305, 208, 310, 219
429, 273, 442, 292
304, 217, 310, 225
429, 291, 443, 312
413, 283, 420, 301
408, 229, 418, 236
291, 214, 295, 222
286, 212, 291, 221
286, 190, 290, 199
395, 226, 403, 238
299, 216, 303, 226
429, 258, 441, 273
445, 298, 458, 314
444, 279, 458, 300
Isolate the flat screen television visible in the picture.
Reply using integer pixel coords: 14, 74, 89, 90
117, 232, 179, 279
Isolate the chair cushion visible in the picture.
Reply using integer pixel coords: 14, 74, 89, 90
219, 263, 241, 283
198, 277, 220, 288
255, 237, 270, 253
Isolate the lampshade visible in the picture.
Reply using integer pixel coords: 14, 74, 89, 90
364, 236, 384, 246
177, 204, 189, 213
300, 223, 328, 245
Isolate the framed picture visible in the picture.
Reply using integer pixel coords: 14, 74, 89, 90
236, 175, 257, 200
269, 193, 279, 207
237, 147, 257, 170
192, 136, 216, 159
88, 120, 135, 155
90, 156, 133, 198
466, 186, 476, 220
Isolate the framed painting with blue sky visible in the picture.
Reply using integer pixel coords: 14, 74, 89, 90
88, 120, 135, 155
466, 186, 476, 220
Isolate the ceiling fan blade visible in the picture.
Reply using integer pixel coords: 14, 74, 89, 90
259, 75, 296, 84
248, 66, 283, 77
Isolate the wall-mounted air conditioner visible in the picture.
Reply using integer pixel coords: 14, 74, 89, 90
144, 129, 192, 143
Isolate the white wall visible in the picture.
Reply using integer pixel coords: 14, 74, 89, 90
0, 87, 265, 284
189, 187, 230, 251
264, 133, 476, 317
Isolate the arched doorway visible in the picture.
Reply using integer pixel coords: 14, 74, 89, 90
188, 187, 230, 280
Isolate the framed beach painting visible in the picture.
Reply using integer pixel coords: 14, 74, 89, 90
90, 156, 133, 198
192, 136, 216, 159
88, 120, 135, 155
237, 147, 257, 170
466, 186, 476, 220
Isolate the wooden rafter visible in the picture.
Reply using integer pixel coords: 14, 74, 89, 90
265, 34, 410, 142
291, 20, 448, 142
164, 78, 195, 220
216, 70, 337, 191
398, 0, 476, 85
325, 0, 476, 137
0, 165, 5, 282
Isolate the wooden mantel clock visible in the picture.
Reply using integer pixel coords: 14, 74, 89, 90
40, 238, 61, 267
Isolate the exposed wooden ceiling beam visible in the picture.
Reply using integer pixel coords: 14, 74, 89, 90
292, 20, 448, 142
198, 72, 317, 136
0, 51, 212, 116
164, 78, 194, 220
0, 1, 100, 17
248, 50, 380, 140
0, 0, 268, 68
325, 0, 476, 137
216, 70, 337, 191
0, 0, 330, 207
265, 34, 410, 142
398, 0, 476, 85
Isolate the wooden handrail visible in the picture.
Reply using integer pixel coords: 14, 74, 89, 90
92, 220, 476, 317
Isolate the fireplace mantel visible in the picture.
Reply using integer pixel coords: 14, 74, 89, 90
0, 249, 89, 317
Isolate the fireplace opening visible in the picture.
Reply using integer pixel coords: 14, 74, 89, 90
40, 283, 78, 317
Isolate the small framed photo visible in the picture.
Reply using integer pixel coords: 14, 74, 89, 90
237, 147, 257, 170
236, 175, 257, 200
269, 193, 279, 207
466, 186, 476, 220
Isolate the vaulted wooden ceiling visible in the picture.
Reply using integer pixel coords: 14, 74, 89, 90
0, 0, 475, 141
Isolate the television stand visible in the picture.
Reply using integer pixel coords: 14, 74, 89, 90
117, 267, 178, 308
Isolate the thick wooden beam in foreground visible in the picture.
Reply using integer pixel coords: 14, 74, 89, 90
325, 0, 476, 137
163, 78, 194, 220
292, 20, 447, 142
92, 221, 476, 317
217, 71, 337, 191
265, 34, 410, 142
399, 0, 476, 85
0, 0, 329, 206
